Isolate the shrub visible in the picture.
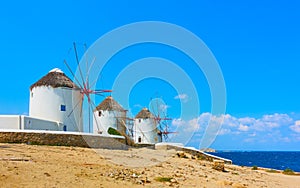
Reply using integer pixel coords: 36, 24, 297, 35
283, 168, 295, 175
252, 165, 258, 170
107, 127, 121, 136
155, 177, 172, 182
266, 169, 280, 173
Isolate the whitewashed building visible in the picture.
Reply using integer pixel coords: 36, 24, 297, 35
29, 68, 83, 132
93, 96, 127, 135
133, 108, 162, 144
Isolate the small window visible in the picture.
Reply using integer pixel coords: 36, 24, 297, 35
98, 111, 102, 117
60, 105, 66, 111
139, 119, 141, 123
138, 136, 142, 143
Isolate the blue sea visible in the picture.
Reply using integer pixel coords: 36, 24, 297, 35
209, 151, 300, 172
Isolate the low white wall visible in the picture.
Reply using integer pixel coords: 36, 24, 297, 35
0, 115, 62, 131
23, 116, 61, 131
0, 115, 21, 129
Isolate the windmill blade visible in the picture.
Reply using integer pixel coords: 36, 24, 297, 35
88, 97, 106, 133
88, 70, 107, 90
85, 57, 96, 88
163, 133, 169, 141
67, 97, 82, 118
94, 93, 105, 97
88, 99, 91, 133
84, 43, 89, 84
73, 42, 86, 87
137, 125, 151, 143
63, 60, 84, 89
156, 97, 161, 119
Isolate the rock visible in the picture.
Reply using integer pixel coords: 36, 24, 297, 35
171, 178, 178, 184
176, 151, 189, 158
135, 180, 143, 184
212, 160, 225, 171
141, 177, 151, 183
165, 182, 171, 186
131, 173, 137, 178
185, 153, 193, 159
217, 180, 233, 186
232, 182, 247, 188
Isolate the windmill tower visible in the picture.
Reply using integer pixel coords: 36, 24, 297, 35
29, 68, 83, 132
133, 108, 162, 144
93, 96, 127, 135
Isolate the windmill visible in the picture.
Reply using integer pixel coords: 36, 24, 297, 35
149, 97, 177, 142
63, 42, 112, 133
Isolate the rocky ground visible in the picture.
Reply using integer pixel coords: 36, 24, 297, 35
0, 143, 299, 188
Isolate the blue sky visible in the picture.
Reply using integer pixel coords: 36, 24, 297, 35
0, 1, 300, 150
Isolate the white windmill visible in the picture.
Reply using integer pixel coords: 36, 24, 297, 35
29, 68, 83, 132
132, 98, 176, 144
133, 108, 160, 144
93, 96, 127, 135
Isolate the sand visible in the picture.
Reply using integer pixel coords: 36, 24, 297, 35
0, 143, 299, 188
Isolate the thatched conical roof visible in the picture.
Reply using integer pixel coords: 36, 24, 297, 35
30, 68, 78, 91
95, 96, 125, 112
135, 108, 154, 119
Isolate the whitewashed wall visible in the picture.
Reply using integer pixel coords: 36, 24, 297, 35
0, 115, 22, 129
93, 110, 126, 135
23, 116, 63, 131
133, 118, 162, 144
0, 115, 62, 131
29, 86, 83, 132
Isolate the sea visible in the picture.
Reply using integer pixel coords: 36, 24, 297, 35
208, 151, 300, 172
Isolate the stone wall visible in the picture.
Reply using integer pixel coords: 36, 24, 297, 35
0, 130, 127, 150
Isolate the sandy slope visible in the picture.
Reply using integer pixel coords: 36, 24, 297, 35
0, 143, 299, 188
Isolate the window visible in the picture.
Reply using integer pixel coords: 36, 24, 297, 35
98, 111, 102, 117
60, 105, 66, 111
138, 136, 142, 143
139, 119, 141, 123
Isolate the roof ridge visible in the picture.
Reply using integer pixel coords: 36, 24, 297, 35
95, 96, 125, 112
30, 70, 78, 91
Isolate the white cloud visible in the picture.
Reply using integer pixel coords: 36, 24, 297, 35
170, 113, 300, 147
239, 117, 256, 125
171, 118, 185, 127
159, 104, 170, 111
238, 124, 249, 132
171, 117, 200, 132
250, 113, 294, 131
174, 93, 189, 102
218, 128, 231, 135
290, 120, 300, 133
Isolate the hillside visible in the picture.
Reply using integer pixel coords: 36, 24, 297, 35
0, 143, 299, 188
